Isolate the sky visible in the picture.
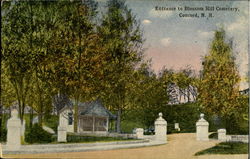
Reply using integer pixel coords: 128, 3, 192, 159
99, 0, 249, 89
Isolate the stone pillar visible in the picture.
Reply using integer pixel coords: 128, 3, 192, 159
174, 123, 180, 131
135, 128, 144, 139
154, 112, 167, 143
0, 143, 2, 158
7, 109, 21, 150
57, 126, 67, 142
196, 113, 209, 141
218, 129, 226, 141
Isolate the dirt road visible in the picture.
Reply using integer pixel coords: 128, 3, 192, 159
4, 133, 248, 159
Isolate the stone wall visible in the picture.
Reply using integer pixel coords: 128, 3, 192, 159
69, 132, 137, 139
226, 135, 248, 143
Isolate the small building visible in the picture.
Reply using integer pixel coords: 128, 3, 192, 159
59, 99, 116, 134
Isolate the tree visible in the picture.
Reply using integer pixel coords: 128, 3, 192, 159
2, 1, 36, 123
48, 0, 108, 132
98, 0, 144, 132
198, 29, 241, 130
1, 62, 16, 109
134, 63, 169, 128
159, 68, 176, 104
27, 1, 59, 125
174, 67, 198, 103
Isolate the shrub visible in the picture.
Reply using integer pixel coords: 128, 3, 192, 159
25, 123, 54, 143
162, 102, 200, 133
67, 134, 134, 143
0, 127, 7, 142
44, 115, 59, 132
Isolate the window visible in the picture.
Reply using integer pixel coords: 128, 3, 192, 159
68, 112, 73, 125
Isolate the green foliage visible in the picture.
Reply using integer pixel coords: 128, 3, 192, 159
25, 123, 54, 143
2, 0, 103, 128
121, 115, 145, 133
195, 142, 248, 155
123, 63, 169, 129
122, 102, 200, 133
162, 103, 200, 133
1, 0, 206, 136
0, 113, 9, 142
99, 0, 144, 132
0, 127, 7, 142
67, 134, 135, 143
198, 29, 242, 132
2, 1, 36, 122
43, 115, 59, 132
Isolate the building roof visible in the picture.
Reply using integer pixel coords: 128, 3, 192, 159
80, 99, 116, 119
60, 99, 116, 119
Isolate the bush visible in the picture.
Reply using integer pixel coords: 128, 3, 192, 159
122, 102, 200, 134
162, 102, 200, 133
44, 115, 59, 132
67, 134, 134, 143
25, 123, 54, 143
0, 127, 7, 142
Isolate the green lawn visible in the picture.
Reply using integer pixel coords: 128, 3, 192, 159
195, 142, 248, 156
66, 134, 137, 143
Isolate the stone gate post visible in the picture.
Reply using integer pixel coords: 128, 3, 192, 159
57, 126, 67, 142
154, 112, 167, 143
218, 129, 226, 141
7, 109, 22, 150
196, 113, 209, 141
135, 128, 144, 139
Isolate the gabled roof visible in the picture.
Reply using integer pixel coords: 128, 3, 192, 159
60, 99, 116, 119
80, 99, 116, 119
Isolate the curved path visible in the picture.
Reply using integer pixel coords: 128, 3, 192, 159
4, 133, 248, 159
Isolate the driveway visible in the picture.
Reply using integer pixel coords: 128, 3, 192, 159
4, 133, 248, 159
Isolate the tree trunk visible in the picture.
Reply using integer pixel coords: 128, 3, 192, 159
73, 99, 79, 133
0, 104, 2, 140
116, 109, 121, 133
21, 101, 25, 124
29, 108, 33, 128
187, 87, 190, 102
38, 113, 43, 126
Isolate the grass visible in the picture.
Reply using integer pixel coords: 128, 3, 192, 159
195, 142, 248, 156
67, 134, 137, 143
22, 134, 138, 145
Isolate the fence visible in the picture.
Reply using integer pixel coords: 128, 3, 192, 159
226, 135, 248, 143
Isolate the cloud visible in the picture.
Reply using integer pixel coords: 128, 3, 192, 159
220, 1, 248, 89
227, 16, 247, 32
197, 30, 213, 39
142, 19, 152, 25
149, 9, 173, 18
160, 38, 172, 47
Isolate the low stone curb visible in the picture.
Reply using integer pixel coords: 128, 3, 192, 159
2, 140, 166, 154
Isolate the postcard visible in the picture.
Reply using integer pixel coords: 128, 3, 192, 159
1, 0, 249, 158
